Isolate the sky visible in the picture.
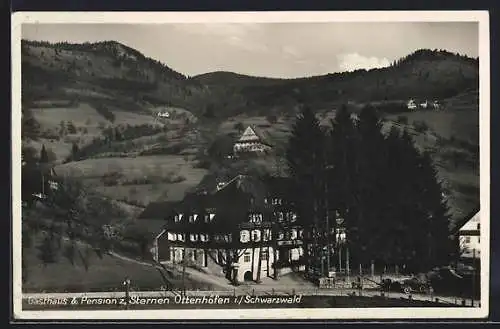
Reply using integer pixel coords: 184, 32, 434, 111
22, 22, 479, 79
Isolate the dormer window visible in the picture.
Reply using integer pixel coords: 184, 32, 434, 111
278, 212, 284, 222
174, 215, 180, 223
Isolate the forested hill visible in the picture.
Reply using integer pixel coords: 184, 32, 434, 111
21, 39, 209, 114
191, 49, 479, 116
22, 40, 478, 118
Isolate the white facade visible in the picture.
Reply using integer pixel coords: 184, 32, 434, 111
407, 99, 417, 110
236, 246, 276, 282
458, 211, 481, 259
233, 126, 272, 154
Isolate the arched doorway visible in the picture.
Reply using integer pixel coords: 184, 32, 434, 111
244, 271, 253, 282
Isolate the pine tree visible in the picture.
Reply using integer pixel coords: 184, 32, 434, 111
39, 144, 49, 164
286, 104, 326, 273
353, 105, 388, 265
326, 105, 359, 266
22, 145, 41, 207
71, 142, 79, 160
384, 128, 425, 268
22, 109, 40, 140
416, 151, 452, 270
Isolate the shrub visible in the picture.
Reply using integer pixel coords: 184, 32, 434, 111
397, 115, 408, 125
266, 114, 278, 124
413, 120, 429, 133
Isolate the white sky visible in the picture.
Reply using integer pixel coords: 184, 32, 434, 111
22, 22, 479, 79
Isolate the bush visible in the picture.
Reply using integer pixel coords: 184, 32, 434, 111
266, 114, 278, 124
397, 115, 408, 125
414, 120, 429, 133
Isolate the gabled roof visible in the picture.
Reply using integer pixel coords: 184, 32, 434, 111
451, 207, 480, 235
236, 125, 273, 147
137, 201, 181, 220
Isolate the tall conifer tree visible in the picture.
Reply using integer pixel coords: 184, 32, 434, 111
354, 105, 388, 265
286, 104, 326, 272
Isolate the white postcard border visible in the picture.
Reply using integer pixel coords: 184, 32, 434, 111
11, 10, 491, 320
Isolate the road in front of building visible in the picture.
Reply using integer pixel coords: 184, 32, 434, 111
24, 252, 473, 307
22, 288, 479, 307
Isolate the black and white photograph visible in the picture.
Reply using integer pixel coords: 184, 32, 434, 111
12, 11, 490, 320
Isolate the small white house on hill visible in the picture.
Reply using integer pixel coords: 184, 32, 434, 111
407, 99, 417, 110
233, 125, 272, 155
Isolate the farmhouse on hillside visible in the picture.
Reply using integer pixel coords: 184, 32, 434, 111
233, 125, 273, 155
137, 174, 347, 284
407, 99, 417, 110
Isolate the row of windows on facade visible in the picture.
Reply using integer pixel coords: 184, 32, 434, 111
463, 236, 480, 243
166, 228, 347, 243
241, 248, 304, 263
243, 250, 269, 262
172, 211, 296, 224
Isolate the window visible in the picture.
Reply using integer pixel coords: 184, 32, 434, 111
244, 252, 251, 263
278, 231, 285, 240
278, 212, 284, 222
291, 229, 298, 240
477, 223, 480, 230
174, 215, 180, 223
252, 230, 261, 242
190, 234, 198, 242
263, 229, 271, 241
200, 234, 208, 242
260, 250, 269, 261
285, 231, 291, 240
465, 236, 471, 243
240, 230, 250, 243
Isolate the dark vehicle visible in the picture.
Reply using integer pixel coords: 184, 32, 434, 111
381, 277, 430, 294
427, 266, 480, 299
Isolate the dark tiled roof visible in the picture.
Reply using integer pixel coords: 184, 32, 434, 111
251, 125, 273, 146
236, 125, 273, 147
137, 201, 181, 220
451, 207, 480, 235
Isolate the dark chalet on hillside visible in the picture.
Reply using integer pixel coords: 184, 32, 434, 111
138, 174, 321, 284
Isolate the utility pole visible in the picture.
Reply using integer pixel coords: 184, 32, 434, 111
325, 191, 330, 277
182, 247, 187, 297
122, 277, 131, 310
471, 248, 476, 306
346, 245, 350, 283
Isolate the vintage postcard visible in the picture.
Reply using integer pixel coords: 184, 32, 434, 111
11, 11, 490, 320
